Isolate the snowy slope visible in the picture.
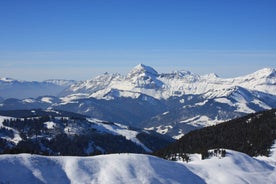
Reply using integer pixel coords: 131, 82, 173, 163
0, 153, 204, 184
0, 150, 276, 184
87, 119, 152, 152
0, 116, 22, 145
257, 141, 276, 167
186, 150, 276, 184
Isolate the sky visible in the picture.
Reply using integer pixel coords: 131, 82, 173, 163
0, 0, 275, 81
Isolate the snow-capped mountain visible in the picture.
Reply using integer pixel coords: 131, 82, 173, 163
2, 64, 275, 101
60, 64, 276, 100
60, 64, 165, 99
0, 64, 275, 138
55, 64, 276, 138
0, 78, 75, 99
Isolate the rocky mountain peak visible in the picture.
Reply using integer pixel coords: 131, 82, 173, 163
127, 64, 159, 78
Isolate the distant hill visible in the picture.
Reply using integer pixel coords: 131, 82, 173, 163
0, 78, 75, 99
0, 109, 173, 156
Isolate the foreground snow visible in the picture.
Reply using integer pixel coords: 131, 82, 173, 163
186, 150, 276, 184
0, 153, 203, 184
1, 150, 276, 184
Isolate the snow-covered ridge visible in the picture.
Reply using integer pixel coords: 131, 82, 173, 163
43, 79, 76, 86
0, 149, 275, 184
62, 64, 276, 100
1, 64, 275, 100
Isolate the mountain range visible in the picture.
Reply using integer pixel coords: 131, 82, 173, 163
0, 64, 275, 138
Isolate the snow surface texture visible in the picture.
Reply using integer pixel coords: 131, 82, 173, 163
0, 154, 204, 184
0, 150, 276, 184
186, 150, 276, 184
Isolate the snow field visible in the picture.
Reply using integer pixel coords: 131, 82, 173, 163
0, 153, 204, 184
1, 149, 276, 183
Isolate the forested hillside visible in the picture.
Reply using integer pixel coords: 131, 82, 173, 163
154, 109, 276, 160
0, 109, 173, 156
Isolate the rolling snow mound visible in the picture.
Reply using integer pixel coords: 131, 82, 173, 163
1, 150, 276, 184
0, 154, 203, 184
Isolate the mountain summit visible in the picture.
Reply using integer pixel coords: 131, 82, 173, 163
127, 64, 159, 78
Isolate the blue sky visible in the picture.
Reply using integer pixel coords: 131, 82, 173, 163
0, 0, 275, 81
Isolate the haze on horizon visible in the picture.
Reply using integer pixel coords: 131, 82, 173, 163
0, 0, 275, 81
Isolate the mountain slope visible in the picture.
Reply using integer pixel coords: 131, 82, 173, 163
0, 150, 275, 184
186, 149, 276, 184
0, 153, 205, 184
154, 109, 276, 159
0, 87, 275, 139
144, 86, 276, 138
0, 109, 173, 155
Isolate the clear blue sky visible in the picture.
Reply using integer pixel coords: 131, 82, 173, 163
0, 0, 275, 81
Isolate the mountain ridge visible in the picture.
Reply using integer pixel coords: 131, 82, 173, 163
1, 65, 275, 100
60, 64, 276, 100
0, 149, 275, 184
